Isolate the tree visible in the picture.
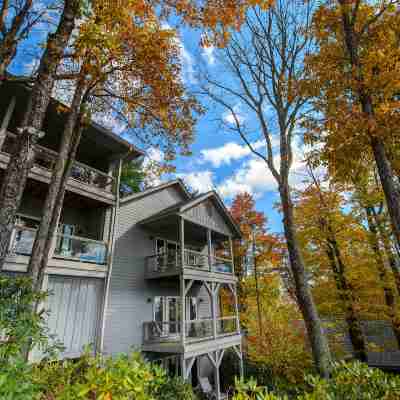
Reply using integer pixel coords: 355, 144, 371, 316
303, 0, 400, 248
27, 1, 203, 292
0, 0, 268, 279
230, 192, 279, 337
120, 161, 146, 196
203, 0, 333, 376
0, 0, 80, 271
0, 0, 58, 79
293, 173, 368, 362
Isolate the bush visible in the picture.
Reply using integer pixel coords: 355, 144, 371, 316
299, 361, 400, 400
0, 276, 59, 363
31, 351, 198, 400
232, 362, 400, 400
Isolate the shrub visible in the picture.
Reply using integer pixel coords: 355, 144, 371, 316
0, 276, 59, 363
32, 351, 198, 400
298, 361, 400, 400
232, 362, 400, 400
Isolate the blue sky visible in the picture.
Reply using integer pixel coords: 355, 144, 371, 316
8, 8, 312, 234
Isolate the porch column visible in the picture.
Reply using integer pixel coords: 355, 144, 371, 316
207, 228, 212, 272
179, 217, 186, 345
211, 283, 220, 339
0, 96, 16, 150
230, 284, 241, 335
228, 235, 235, 274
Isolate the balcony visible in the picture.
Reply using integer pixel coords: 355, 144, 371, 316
143, 316, 238, 347
146, 249, 233, 277
9, 225, 108, 265
0, 132, 116, 203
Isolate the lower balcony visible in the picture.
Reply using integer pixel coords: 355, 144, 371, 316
5, 225, 108, 275
142, 316, 240, 354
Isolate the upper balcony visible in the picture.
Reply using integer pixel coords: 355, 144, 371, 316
145, 249, 235, 281
0, 81, 143, 204
139, 191, 242, 283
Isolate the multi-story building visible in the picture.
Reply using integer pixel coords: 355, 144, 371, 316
0, 80, 142, 358
0, 82, 243, 398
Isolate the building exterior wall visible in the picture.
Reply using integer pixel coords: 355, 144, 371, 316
183, 201, 231, 236
103, 186, 187, 355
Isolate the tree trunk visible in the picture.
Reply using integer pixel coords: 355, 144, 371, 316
370, 137, 400, 250
371, 208, 400, 297
35, 120, 84, 295
0, 0, 78, 271
251, 229, 263, 337
279, 182, 332, 377
324, 232, 367, 362
339, 3, 400, 249
365, 207, 400, 348
27, 78, 86, 292
0, 128, 43, 268
0, 0, 33, 79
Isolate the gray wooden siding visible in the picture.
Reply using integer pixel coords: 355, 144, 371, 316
103, 186, 184, 355
183, 201, 231, 236
46, 275, 104, 359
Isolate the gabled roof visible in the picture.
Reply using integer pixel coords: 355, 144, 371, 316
120, 179, 192, 204
138, 189, 242, 238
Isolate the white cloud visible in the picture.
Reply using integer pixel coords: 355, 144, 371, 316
217, 139, 308, 199
222, 104, 245, 125
177, 171, 215, 194
202, 45, 216, 65
200, 140, 265, 168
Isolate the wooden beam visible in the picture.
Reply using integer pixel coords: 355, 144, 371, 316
184, 356, 196, 380
184, 279, 194, 296
211, 283, 218, 339
207, 229, 212, 272
203, 280, 212, 296
0, 97, 16, 150
217, 349, 225, 367
206, 351, 217, 368
180, 217, 186, 345
228, 235, 235, 275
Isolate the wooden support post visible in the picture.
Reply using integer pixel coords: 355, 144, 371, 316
181, 355, 186, 381
228, 235, 235, 274
179, 217, 186, 345
239, 343, 244, 378
207, 228, 212, 272
229, 284, 241, 334
211, 283, 217, 339
214, 350, 221, 400
0, 96, 16, 151
180, 217, 185, 268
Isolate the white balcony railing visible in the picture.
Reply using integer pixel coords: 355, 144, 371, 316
2, 132, 115, 193
146, 249, 233, 276
8, 226, 108, 265
143, 317, 238, 345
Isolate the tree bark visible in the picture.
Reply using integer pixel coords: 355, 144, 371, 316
338, 2, 400, 249
0, 0, 78, 271
251, 229, 263, 337
324, 232, 367, 362
27, 77, 86, 292
279, 182, 332, 377
369, 137, 400, 250
365, 207, 400, 348
0, 0, 33, 79
35, 120, 84, 295
372, 208, 400, 297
